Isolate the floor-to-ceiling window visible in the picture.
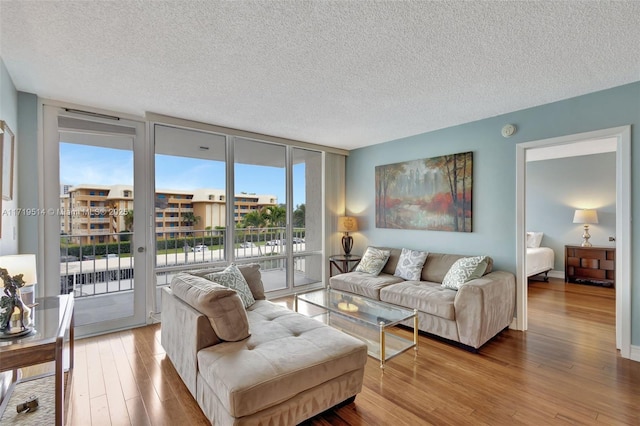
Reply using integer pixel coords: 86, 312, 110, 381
43, 108, 337, 333
292, 147, 323, 288
153, 125, 228, 298
151, 124, 325, 312
233, 137, 288, 292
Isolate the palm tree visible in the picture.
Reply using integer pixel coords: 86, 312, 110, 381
181, 211, 201, 228
181, 212, 201, 237
293, 204, 305, 227
124, 209, 134, 231
241, 210, 266, 228
263, 205, 286, 227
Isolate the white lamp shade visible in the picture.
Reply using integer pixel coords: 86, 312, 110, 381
337, 216, 358, 232
0, 254, 38, 286
573, 209, 598, 225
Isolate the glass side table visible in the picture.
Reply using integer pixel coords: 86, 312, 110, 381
0, 294, 74, 426
329, 254, 362, 277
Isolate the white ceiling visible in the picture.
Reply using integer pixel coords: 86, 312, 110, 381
1, 1, 639, 151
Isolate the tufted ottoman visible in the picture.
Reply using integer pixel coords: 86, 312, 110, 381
162, 266, 368, 426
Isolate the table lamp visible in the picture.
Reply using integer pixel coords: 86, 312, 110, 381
573, 209, 598, 247
337, 216, 358, 255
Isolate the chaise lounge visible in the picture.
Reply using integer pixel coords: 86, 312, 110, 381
161, 263, 368, 425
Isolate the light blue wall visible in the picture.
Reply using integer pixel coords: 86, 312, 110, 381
0, 56, 18, 403
17, 92, 39, 255
0, 57, 19, 255
526, 153, 616, 271
346, 81, 640, 345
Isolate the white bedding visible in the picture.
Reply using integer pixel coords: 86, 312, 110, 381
527, 247, 555, 277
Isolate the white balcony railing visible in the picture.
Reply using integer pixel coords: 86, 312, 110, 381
60, 227, 311, 299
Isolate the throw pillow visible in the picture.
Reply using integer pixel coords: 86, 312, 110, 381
170, 273, 250, 341
204, 264, 256, 308
526, 232, 544, 248
394, 248, 428, 281
190, 263, 266, 300
441, 256, 489, 290
354, 247, 391, 276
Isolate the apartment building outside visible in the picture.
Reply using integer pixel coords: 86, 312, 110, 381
61, 184, 277, 244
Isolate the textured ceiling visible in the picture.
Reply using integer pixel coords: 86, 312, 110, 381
1, 1, 639, 150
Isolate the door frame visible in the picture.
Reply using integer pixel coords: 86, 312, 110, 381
515, 125, 631, 358
41, 102, 151, 336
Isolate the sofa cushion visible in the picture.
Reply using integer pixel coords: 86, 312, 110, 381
380, 281, 456, 320
204, 264, 256, 308
441, 256, 489, 290
170, 273, 250, 342
354, 247, 391, 276
196, 301, 368, 418
190, 263, 266, 300
421, 253, 493, 283
380, 247, 403, 275
330, 272, 404, 300
394, 248, 428, 281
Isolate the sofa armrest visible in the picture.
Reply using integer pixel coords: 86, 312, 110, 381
161, 287, 220, 398
453, 271, 516, 349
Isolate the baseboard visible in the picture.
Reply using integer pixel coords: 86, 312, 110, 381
509, 317, 520, 330
547, 270, 564, 279
630, 345, 640, 362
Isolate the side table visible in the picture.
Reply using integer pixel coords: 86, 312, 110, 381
0, 294, 74, 426
565, 245, 615, 287
329, 254, 361, 277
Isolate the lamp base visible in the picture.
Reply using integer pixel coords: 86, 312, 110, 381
342, 234, 353, 255
581, 225, 592, 247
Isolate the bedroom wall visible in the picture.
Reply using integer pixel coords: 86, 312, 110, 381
346, 81, 640, 347
526, 152, 616, 272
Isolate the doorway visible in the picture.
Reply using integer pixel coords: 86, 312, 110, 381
515, 126, 631, 359
43, 105, 151, 337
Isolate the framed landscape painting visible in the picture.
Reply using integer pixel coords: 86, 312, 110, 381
375, 151, 473, 232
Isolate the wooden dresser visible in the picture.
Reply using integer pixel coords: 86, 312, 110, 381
564, 245, 615, 287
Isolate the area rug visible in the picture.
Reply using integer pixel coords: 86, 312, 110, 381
0, 374, 65, 425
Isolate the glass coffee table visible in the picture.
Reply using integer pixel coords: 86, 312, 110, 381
295, 288, 417, 368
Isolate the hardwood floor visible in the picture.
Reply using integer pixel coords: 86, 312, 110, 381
54, 280, 639, 424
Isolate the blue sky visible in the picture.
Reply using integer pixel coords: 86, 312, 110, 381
60, 143, 305, 206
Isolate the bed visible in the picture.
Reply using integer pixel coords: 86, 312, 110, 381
527, 247, 555, 281
526, 231, 555, 281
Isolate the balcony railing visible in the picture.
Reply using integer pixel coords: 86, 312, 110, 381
60, 227, 312, 299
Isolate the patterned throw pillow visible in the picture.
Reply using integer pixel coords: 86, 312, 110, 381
354, 247, 391, 276
394, 248, 428, 281
441, 256, 489, 290
204, 264, 256, 308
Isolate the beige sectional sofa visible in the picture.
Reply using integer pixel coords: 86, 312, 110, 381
329, 248, 516, 350
161, 264, 368, 425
